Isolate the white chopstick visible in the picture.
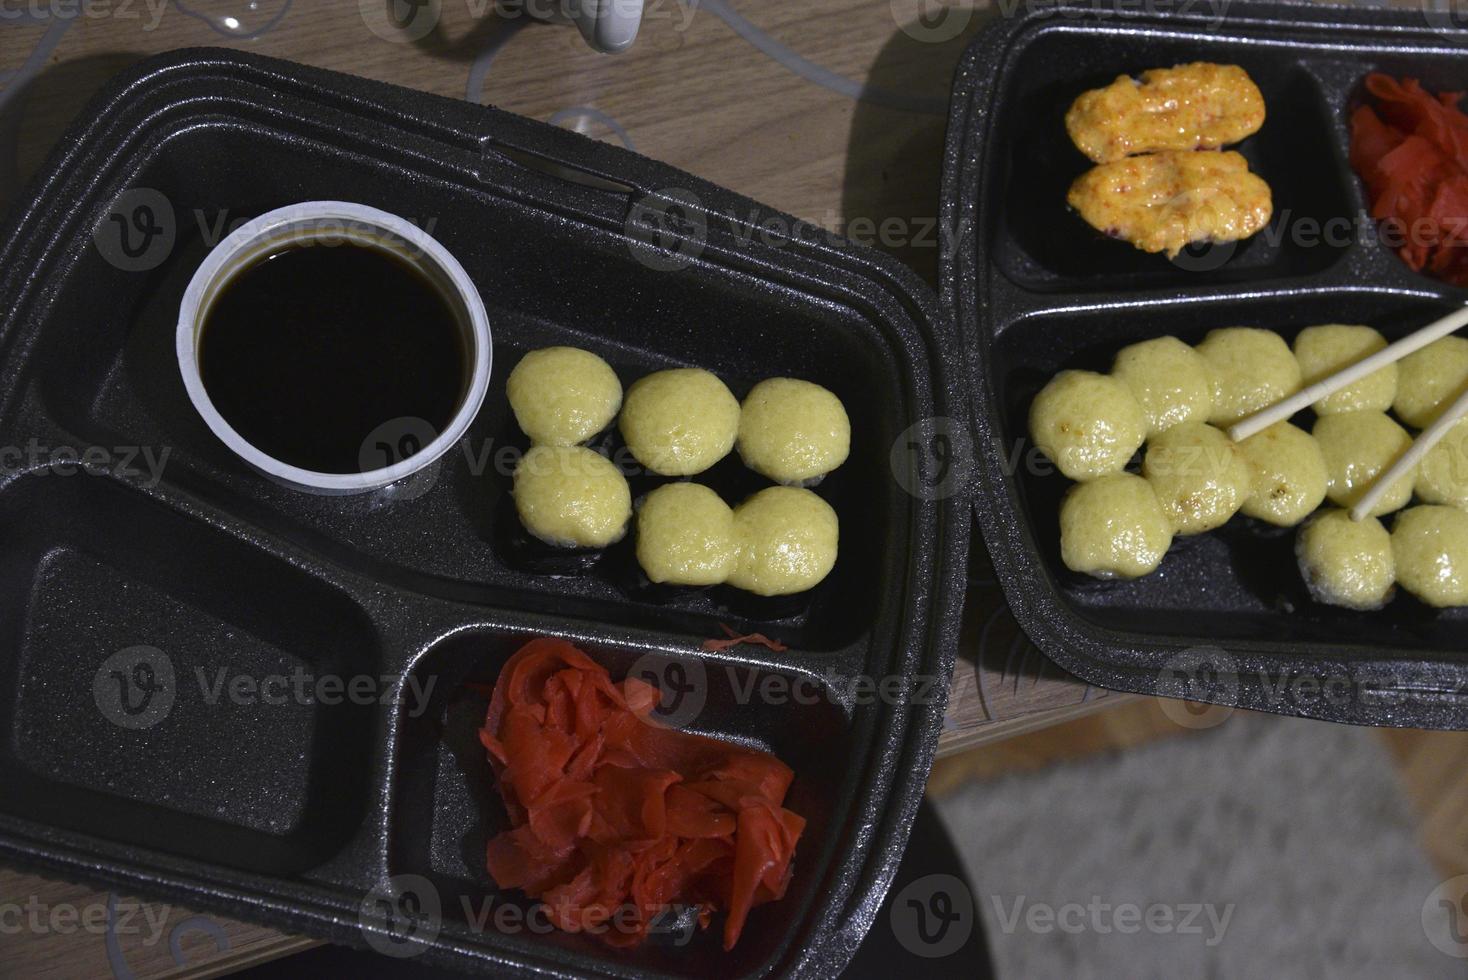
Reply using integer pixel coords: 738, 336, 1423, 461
1227, 305, 1468, 442
1349, 385, 1468, 521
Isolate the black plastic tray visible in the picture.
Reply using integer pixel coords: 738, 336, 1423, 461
943, 0, 1468, 728
0, 49, 969, 979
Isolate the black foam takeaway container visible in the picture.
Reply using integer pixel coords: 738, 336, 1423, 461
0, 49, 968, 980
942, 0, 1468, 729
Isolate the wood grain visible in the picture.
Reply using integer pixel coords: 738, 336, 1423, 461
1379, 729, 1468, 879
930, 696, 1194, 796
0, 868, 318, 979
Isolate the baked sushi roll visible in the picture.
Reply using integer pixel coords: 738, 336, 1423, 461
737, 377, 850, 486
1414, 419, 1468, 510
620, 368, 740, 476
1142, 421, 1251, 535
1393, 336, 1468, 428
1059, 472, 1173, 579
1194, 327, 1301, 428
1296, 509, 1395, 611
635, 482, 737, 587
1029, 369, 1146, 482
507, 346, 623, 446
728, 486, 839, 596
1110, 336, 1213, 436
1236, 421, 1328, 527
512, 445, 632, 548
1292, 324, 1396, 416
1392, 505, 1468, 608
1066, 63, 1266, 164
1313, 411, 1414, 518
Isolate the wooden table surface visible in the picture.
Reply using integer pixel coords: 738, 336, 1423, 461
0, 1, 1115, 974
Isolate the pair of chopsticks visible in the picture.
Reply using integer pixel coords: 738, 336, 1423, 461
1227, 305, 1468, 522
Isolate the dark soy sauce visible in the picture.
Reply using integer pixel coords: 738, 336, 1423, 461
200, 240, 467, 475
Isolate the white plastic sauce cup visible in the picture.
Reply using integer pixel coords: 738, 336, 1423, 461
176, 201, 492, 495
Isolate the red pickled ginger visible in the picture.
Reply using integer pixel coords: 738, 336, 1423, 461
478, 637, 805, 950
1351, 73, 1468, 285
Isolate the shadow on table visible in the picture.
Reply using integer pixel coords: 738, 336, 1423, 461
841, 10, 1000, 288
0, 10, 533, 219
843, 13, 1086, 708
227, 800, 993, 979
397, 1, 544, 62
0, 52, 145, 218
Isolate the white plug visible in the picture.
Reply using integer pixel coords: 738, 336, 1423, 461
511, 0, 643, 53
571, 0, 643, 53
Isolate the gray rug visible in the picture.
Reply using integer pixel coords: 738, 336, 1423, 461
932, 711, 1455, 978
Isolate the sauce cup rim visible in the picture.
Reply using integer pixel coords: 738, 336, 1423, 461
176, 200, 492, 495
